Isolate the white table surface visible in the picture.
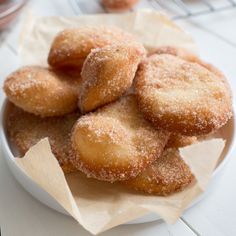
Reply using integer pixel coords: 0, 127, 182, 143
0, 1, 236, 235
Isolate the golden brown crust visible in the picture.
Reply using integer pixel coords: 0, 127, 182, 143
166, 133, 197, 148
124, 148, 194, 196
3, 66, 80, 117
102, 0, 139, 11
79, 44, 145, 113
6, 102, 80, 174
151, 46, 230, 86
149, 46, 199, 62
71, 95, 169, 182
48, 26, 140, 71
135, 54, 232, 135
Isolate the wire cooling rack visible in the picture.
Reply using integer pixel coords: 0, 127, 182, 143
71, 0, 236, 19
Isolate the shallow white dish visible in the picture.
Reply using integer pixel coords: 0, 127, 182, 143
1, 99, 235, 224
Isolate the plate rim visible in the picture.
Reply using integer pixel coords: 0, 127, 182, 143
1, 98, 236, 223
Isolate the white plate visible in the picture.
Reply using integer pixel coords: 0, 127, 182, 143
1, 99, 236, 224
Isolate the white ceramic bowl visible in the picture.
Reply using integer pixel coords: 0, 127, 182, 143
1, 99, 235, 224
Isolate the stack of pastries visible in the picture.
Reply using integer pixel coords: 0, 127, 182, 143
4, 26, 233, 196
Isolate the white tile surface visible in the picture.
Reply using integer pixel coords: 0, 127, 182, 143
0, 148, 195, 235
182, 154, 236, 236
177, 19, 236, 92
1, 1, 236, 235
189, 9, 236, 47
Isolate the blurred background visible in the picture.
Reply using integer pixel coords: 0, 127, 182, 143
1, 0, 236, 51
71, 0, 236, 19
1, 0, 236, 26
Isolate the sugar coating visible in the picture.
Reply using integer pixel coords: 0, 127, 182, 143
135, 54, 233, 135
71, 95, 170, 182
3, 66, 80, 117
150, 46, 228, 82
166, 133, 197, 148
124, 148, 194, 195
48, 25, 143, 70
79, 44, 145, 113
150, 46, 199, 62
6, 103, 80, 173
150, 45, 233, 104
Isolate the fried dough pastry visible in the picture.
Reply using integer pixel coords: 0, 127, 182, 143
135, 54, 232, 135
6, 103, 80, 173
102, 0, 139, 11
4, 66, 80, 117
79, 44, 145, 113
151, 46, 227, 81
166, 133, 197, 148
48, 26, 140, 71
71, 95, 169, 182
150, 46, 199, 62
124, 148, 194, 195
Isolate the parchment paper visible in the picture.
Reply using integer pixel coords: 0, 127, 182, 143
13, 10, 226, 235
18, 10, 197, 66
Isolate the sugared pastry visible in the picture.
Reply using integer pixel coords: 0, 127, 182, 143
6, 103, 80, 173
102, 0, 139, 12
4, 66, 80, 117
124, 148, 194, 196
79, 44, 145, 113
71, 95, 169, 182
135, 54, 232, 135
48, 26, 139, 71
